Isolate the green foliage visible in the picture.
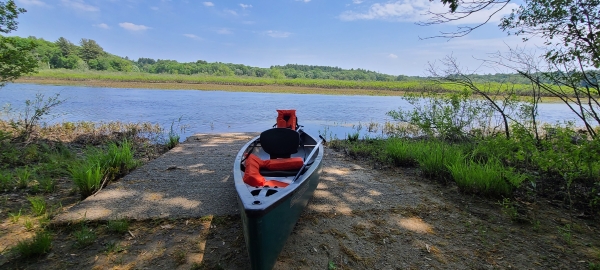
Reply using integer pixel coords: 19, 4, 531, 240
27, 196, 46, 216
0, 169, 13, 190
78, 38, 104, 63
385, 138, 422, 166
72, 225, 96, 247
0, 0, 26, 34
166, 119, 181, 149
106, 219, 129, 234
387, 90, 494, 141
69, 159, 103, 199
15, 166, 32, 189
414, 140, 464, 180
13, 231, 52, 258
0, 35, 38, 85
11, 93, 64, 141
448, 157, 526, 196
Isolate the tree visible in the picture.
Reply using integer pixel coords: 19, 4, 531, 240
0, 0, 25, 34
78, 38, 104, 63
0, 0, 36, 86
55, 37, 77, 57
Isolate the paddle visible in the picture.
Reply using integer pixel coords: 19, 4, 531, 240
292, 135, 326, 183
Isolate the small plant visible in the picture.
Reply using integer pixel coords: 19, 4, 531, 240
328, 260, 337, 270
28, 196, 47, 216
12, 93, 64, 141
107, 219, 129, 234
167, 119, 181, 149
558, 224, 573, 245
38, 177, 56, 193
24, 218, 34, 231
9, 209, 22, 223
500, 198, 518, 221
347, 132, 359, 142
0, 170, 13, 190
13, 231, 52, 258
104, 241, 126, 254
173, 248, 187, 265
73, 225, 97, 247
70, 160, 104, 199
15, 167, 33, 189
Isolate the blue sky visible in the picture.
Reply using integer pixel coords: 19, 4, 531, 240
12, 0, 536, 76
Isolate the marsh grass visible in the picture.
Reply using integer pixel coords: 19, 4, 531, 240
13, 231, 52, 258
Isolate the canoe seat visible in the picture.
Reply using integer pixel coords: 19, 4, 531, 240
259, 167, 308, 177
260, 128, 300, 159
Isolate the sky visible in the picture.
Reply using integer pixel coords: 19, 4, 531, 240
11, 0, 540, 76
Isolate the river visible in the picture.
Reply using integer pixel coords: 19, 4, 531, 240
0, 83, 585, 140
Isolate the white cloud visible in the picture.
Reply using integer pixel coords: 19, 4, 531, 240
17, 0, 48, 7
61, 0, 98, 12
388, 53, 398, 59
119, 22, 151, 31
353, 0, 364, 4
224, 9, 238, 15
339, 0, 516, 24
240, 3, 252, 9
183, 34, 202, 40
265, 30, 291, 38
203, 2, 214, 7
217, 28, 232, 34
93, 23, 109, 29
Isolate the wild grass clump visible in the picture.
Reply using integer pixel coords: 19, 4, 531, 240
73, 225, 97, 248
448, 158, 527, 196
28, 196, 47, 216
13, 231, 52, 258
106, 219, 129, 234
0, 170, 13, 191
69, 140, 139, 199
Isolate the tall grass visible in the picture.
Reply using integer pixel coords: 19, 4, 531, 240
448, 158, 527, 196
69, 160, 104, 199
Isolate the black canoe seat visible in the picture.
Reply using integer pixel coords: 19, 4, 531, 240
260, 128, 300, 159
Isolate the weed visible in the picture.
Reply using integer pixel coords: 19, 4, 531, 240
9, 209, 22, 223
24, 218, 34, 231
69, 160, 104, 199
558, 224, 573, 245
73, 225, 97, 247
173, 248, 187, 265
328, 260, 337, 270
13, 231, 52, 258
0, 170, 13, 190
106, 219, 129, 234
38, 177, 56, 193
500, 198, 518, 221
166, 117, 182, 149
28, 196, 47, 216
104, 241, 126, 254
15, 166, 33, 189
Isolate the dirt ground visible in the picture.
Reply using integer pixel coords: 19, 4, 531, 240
1, 146, 600, 269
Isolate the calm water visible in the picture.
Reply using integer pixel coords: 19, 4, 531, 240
0, 83, 585, 140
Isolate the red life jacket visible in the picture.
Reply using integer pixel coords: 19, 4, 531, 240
276, 109, 297, 130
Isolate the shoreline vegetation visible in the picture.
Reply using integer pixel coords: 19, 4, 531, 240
15, 69, 564, 99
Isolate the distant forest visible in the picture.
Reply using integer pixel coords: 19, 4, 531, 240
20, 35, 536, 83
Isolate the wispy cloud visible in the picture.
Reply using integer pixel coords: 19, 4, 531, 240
353, 0, 364, 4
338, 0, 516, 24
216, 28, 233, 34
61, 0, 98, 12
203, 2, 214, 7
17, 0, 48, 7
119, 22, 151, 31
240, 3, 252, 9
388, 53, 398, 59
296, 0, 311, 2
93, 23, 109, 29
265, 30, 291, 38
183, 34, 202, 40
224, 9, 238, 15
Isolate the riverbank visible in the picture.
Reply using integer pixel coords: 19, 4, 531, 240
1, 132, 598, 269
15, 77, 408, 96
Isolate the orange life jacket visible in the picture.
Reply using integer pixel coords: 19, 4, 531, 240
276, 109, 297, 130
243, 154, 292, 188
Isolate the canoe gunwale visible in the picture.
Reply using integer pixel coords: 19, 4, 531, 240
233, 133, 323, 218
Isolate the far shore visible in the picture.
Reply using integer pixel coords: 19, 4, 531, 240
15, 77, 567, 103
15, 77, 409, 96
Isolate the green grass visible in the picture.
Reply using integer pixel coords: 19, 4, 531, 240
28, 69, 544, 96
69, 160, 104, 199
448, 158, 526, 196
13, 231, 52, 258
106, 219, 129, 234
0, 170, 13, 190
15, 167, 33, 189
28, 196, 47, 216
73, 225, 97, 248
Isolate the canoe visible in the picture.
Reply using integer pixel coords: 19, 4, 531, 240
233, 128, 324, 270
